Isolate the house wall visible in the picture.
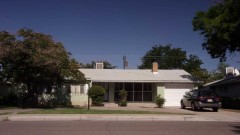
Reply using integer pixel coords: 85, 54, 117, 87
213, 83, 240, 98
70, 84, 89, 107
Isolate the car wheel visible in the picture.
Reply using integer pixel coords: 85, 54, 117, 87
191, 102, 197, 111
212, 107, 219, 112
181, 101, 185, 109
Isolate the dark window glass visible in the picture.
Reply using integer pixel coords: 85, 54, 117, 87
125, 83, 133, 92
143, 92, 152, 101
115, 83, 123, 92
143, 83, 152, 91
127, 92, 133, 101
134, 83, 142, 92
134, 92, 142, 101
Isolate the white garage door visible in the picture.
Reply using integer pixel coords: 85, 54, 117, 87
164, 84, 193, 106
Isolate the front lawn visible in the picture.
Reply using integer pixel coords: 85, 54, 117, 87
18, 108, 193, 115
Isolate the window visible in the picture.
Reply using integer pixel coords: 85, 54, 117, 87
80, 85, 84, 94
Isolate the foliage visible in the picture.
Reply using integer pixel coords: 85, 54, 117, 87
80, 61, 117, 69
206, 62, 229, 83
118, 90, 128, 106
88, 86, 106, 106
0, 28, 86, 107
155, 95, 165, 108
139, 44, 209, 83
192, 0, 240, 61
221, 97, 240, 109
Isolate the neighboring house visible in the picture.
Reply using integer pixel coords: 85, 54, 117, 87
204, 75, 240, 98
71, 62, 200, 107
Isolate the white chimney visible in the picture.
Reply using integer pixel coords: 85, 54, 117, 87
95, 62, 104, 69
226, 67, 239, 76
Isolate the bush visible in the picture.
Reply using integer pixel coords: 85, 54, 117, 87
155, 95, 165, 108
88, 86, 105, 106
119, 90, 128, 107
221, 97, 240, 109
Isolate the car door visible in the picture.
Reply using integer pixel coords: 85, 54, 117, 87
185, 91, 193, 107
182, 91, 192, 107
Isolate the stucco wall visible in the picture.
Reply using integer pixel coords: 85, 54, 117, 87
70, 84, 90, 107
156, 83, 165, 98
71, 94, 89, 107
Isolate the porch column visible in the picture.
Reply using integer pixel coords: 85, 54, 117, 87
108, 83, 114, 102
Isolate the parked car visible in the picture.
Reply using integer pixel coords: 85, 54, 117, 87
180, 89, 222, 112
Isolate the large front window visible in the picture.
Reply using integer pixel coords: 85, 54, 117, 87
114, 83, 152, 102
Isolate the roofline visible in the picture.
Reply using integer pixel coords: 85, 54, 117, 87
87, 79, 200, 83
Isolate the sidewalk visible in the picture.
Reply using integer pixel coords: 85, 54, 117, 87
1, 104, 240, 122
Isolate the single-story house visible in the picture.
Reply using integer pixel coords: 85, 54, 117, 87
204, 75, 240, 98
71, 63, 200, 107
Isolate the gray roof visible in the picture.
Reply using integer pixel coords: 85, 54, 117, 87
79, 69, 199, 83
204, 75, 240, 87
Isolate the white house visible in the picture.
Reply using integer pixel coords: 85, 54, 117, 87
71, 62, 200, 107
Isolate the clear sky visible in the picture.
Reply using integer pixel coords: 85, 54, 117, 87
0, 0, 239, 70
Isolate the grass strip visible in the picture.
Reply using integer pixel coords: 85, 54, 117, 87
18, 108, 194, 115
0, 112, 11, 115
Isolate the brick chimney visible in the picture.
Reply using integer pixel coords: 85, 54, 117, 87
152, 62, 158, 74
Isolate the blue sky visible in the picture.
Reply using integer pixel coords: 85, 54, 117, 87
0, 0, 239, 70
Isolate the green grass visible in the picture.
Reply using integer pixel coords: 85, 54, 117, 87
0, 112, 11, 115
18, 108, 194, 115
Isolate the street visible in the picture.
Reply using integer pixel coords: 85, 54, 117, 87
0, 121, 239, 135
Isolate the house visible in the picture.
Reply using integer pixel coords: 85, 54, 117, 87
204, 75, 240, 98
70, 62, 200, 107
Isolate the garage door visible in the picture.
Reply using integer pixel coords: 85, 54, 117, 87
164, 84, 193, 106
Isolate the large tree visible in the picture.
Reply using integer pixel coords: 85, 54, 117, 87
0, 28, 86, 104
139, 44, 209, 82
192, 0, 240, 61
207, 62, 230, 82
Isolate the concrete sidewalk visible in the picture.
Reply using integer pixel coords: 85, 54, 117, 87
5, 113, 240, 122
1, 105, 240, 122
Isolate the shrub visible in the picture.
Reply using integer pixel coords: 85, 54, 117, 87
118, 90, 128, 107
88, 86, 105, 106
221, 97, 240, 109
155, 95, 165, 108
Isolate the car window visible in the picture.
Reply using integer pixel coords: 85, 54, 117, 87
199, 91, 217, 96
192, 91, 198, 97
185, 91, 192, 97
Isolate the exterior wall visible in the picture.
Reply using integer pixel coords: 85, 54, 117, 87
213, 83, 240, 98
109, 83, 115, 102
156, 83, 165, 98
70, 84, 89, 107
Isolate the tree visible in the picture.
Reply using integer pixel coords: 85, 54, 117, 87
81, 61, 117, 69
139, 44, 187, 69
0, 28, 86, 106
207, 62, 230, 82
192, 0, 240, 61
139, 44, 209, 82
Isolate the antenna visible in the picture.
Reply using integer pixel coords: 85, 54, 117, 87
123, 56, 128, 69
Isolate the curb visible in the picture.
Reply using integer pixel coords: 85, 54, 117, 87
6, 114, 240, 122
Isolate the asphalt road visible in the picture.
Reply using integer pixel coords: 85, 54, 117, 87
0, 121, 239, 135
